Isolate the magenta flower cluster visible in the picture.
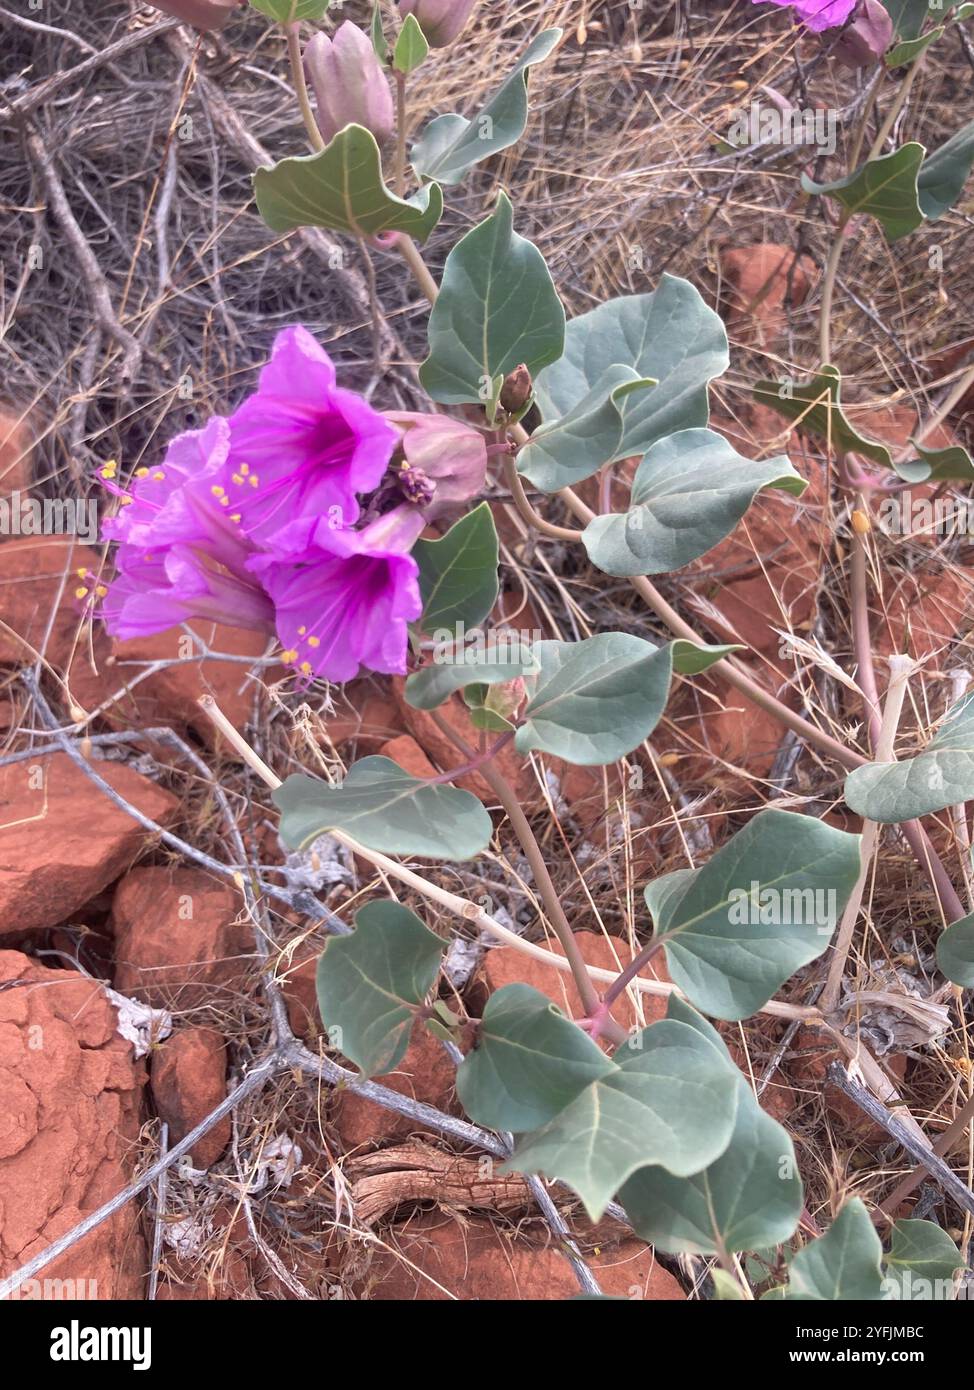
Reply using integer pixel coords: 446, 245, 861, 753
752, 0, 857, 32
100, 327, 483, 684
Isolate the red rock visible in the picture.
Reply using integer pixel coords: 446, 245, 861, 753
718, 243, 817, 347
66, 621, 271, 751
0, 408, 34, 503
377, 734, 438, 780
110, 866, 250, 1010
874, 568, 968, 664
282, 950, 321, 1039
150, 1027, 229, 1169
333, 1026, 461, 1151
349, 1213, 685, 1300
0, 950, 145, 1298
481, 930, 671, 1032
0, 752, 178, 936
0, 537, 102, 669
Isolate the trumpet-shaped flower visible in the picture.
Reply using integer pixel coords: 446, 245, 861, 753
250, 506, 425, 684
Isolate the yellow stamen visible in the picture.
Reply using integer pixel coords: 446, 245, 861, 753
281, 649, 298, 664
239, 463, 250, 476
100, 460, 117, 479
231, 474, 244, 487
229, 513, 241, 523
297, 626, 307, 636
135, 467, 149, 478
152, 470, 165, 481
248, 475, 259, 487
211, 485, 225, 497
95, 585, 108, 598
299, 661, 312, 676
119, 496, 133, 506
75, 586, 89, 599
307, 636, 320, 648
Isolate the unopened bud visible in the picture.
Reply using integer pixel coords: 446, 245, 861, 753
305, 23, 395, 147
398, 1, 479, 48
499, 364, 532, 415
831, 0, 892, 68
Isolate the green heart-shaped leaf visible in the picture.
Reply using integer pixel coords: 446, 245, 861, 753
785, 1200, 885, 1301
620, 997, 803, 1254
918, 117, 974, 220
513, 632, 727, 766
516, 366, 657, 491
414, 503, 499, 635
457, 983, 615, 1132
581, 428, 805, 577
405, 646, 539, 711
316, 900, 445, 1076
420, 192, 565, 408
411, 29, 562, 186
936, 912, 974, 987
253, 125, 443, 241
533, 274, 728, 462
844, 690, 974, 823
502, 1017, 740, 1219
803, 144, 926, 242
753, 365, 893, 467
646, 809, 863, 1020
274, 756, 492, 860
884, 1219, 963, 1299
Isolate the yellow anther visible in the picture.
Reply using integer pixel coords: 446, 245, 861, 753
239, 463, 250, 476
248, 475, 259, 487
77, 567, 88, 579
297, 626, 307, 636
95, 585, 108, 598
231, 474, 244, 487
75, 586, 89, 599
307, 636, 320, 648
281, 649, 298, 664
100, 460, 117, 479
219, 497, 229, 507
211, 485, 225, 497
135, 467, 149, 478
152, 471, 165, 481
229, 513, 242, 523
119, 496, 133, 506
299, 661, 312, 676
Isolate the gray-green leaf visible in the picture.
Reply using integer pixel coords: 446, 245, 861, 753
786, 1200, 885, 1301
936, 912, 974, 987
420, 192, 565, 408
316, 900, 445, 1076
411, 29, 562, 186
646, 809, 863, 1020
754, 364, 893, 467
393, 12, 429, 72
517, 366, 657, 491
405, 646, 538, 711
844, 690, 974, 823
532, 275, 729, 462
802, 144, 926, 242
514, 632, 726, 766
918, 117, 974, 220
414, 503, 499, 635
250, 0, 331, 19
581, 428, 806, 577
503, 1018, 740, 1219
253, 125, 443, 241
274, 756, 492, 860
884, 1219, 963, 1300
457, 983, 614, 1132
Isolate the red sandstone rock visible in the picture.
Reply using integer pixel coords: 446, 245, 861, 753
349, 1213, 685, 1300
0, 950, 145, 1298
377, 734, 438, 780
0, 752, 178, 936
0, 408, 34, 503
110, 866, 249, 1010
481, 930, 670, 1032
0, 537, 102, 668
150, 1027, 229, 1169
333, 1026, 462, 1151
718, 243, 817, 347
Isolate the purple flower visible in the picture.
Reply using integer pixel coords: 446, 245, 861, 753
220, 325, 398, 547
101, 418, 275, 640
250, 506, 425, 684
752, 0, 857, 32
384, 411, 488, 519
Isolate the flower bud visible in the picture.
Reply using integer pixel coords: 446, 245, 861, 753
305, 22, 395, 147
150, 0, 241, 29
499, 363, 533, 415
831, 0, 893, 67
385, 412, 487, 520
397, 0, 479, 48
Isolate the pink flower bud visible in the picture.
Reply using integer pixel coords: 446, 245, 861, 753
149, 0, 241, 29
385, 412, 488, 520
305, 22, 395, 147
398, 0, 479, 48
831, 0, 893, 67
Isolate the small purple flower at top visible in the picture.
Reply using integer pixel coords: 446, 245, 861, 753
219, 325, 398, 548
752, 0, 857, 32
250, 506, 426, 684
